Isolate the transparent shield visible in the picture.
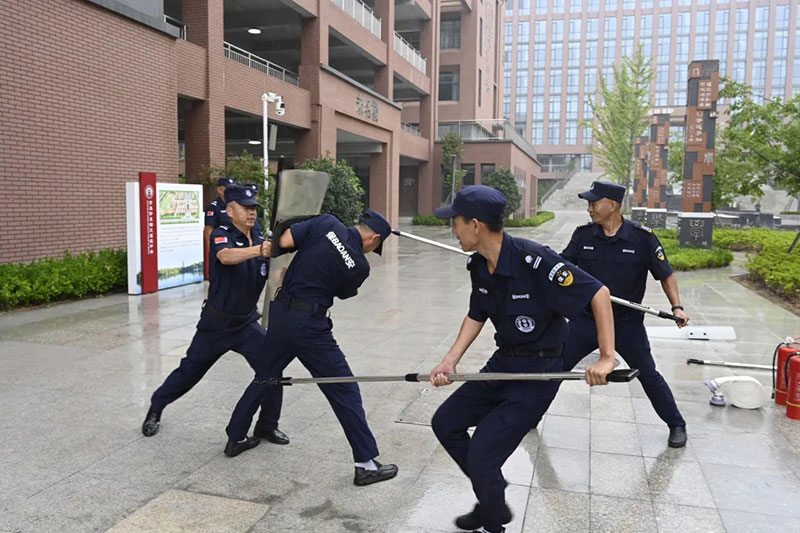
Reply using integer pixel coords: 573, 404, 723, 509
260, 170, 330, 327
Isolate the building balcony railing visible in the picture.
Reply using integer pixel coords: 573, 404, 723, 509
223, 42, 300, 86
437, 119, 538, 161
331, 0, 382, 39
401, 122, 422, 136
393, 32, 427, 74
164, 15, 187, 39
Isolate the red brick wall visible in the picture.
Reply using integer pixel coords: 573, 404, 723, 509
0, 0, 179, 264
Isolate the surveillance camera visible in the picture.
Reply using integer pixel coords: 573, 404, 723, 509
275, 102, 285, 116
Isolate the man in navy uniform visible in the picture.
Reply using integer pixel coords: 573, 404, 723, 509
560, 180, 689, 448
204, 177, 235, 243
142, 185, 288, 456
242, 183, 264, 237
226, 210, 399, 486
429, 185, 616, 533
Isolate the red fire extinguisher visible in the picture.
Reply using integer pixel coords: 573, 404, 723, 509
786, 354, 800, 420
773, 338, 800, 405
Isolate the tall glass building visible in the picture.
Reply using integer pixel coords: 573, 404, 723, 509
502, 0, 800, 176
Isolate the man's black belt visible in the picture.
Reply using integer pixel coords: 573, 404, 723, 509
202, 301, 254, 325
276, 290, 329, 317
499, 346, 562, 358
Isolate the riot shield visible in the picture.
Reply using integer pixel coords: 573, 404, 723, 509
260, 170, 330, 327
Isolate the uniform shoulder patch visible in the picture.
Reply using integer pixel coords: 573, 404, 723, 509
634, 223, 653, 233
219, 225, 229, 231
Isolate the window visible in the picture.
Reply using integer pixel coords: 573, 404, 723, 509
655, 91, 668, 105
657, 37, 671, 63
659, 14, 671, 34
570, 18, 581, 39
442, 16, 462, 49
504, 70, 511, 95
552, 20, 564, 42
733, 32, 748, 60
504, 97, 511, 118
656, 64, 670, 92
776, 5, 790, 29
732, 60, 746, 83
583, 99, 594, 119
568, 0, 584, 14
603, 40, 616, 64
736, 9, 748, 32
439, 67, 460, 100
586, 0, 599, 11
516, 70, 529, 92
478, 69, 483, 106
568, 42, 581, 67
533, 46, 546, 68
674, 68, 687, 93
549, 98, 561, 119
515, 95, 527, 124
755, 7, 769, 31
586, 18, 598, 40
535, 0, 547, 15
623, 0, 634, 9
716, 10, 729, 33
753, 31, 768, 58
622, 16, 634, 38
565, 121, 578, 144
533, 69, 545, 93
519, 0, 530, 15
584, 68, 597, 94
567, 68, 579, 93
518, 21, 530, 43
585, 41, 598, 66
583, 126, 593, 145
535, 20, 547, 42
603, 65, 614, 90
517, 44, 529, 68
532, 99, 544, 119
461, 164, 475, 186
752, 60, 767, 91
696, 11, 710, 34
775, 30, 789, 58
772, 60, 787, 97
549, 121, 561, 144
505, 22, 513, 45
566, 94, 578, 118
479, 19, 483, 55
695, 35, 708, 59
550, 69, 563, 93
675, 39, 689, 62
605, 0, 615, 11
677, 12, 690, 35
673, 90, 686, 106
640, 15, 653, 37
481, 164, 496, 182
621, 38, 633, 57
531, 121, 544, 144
604, 17, 616, 39
553, 0, 565, 14
581, 154, 593, 170
551, 43, 563, 67
659, 0, 671, 6
641, 0, 653, 8
794, 58, 800, 96
506, 0, 513, 17
504, 45, 512, 66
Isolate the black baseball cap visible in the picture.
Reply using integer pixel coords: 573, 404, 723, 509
434, 185, 506, 225
359, 209, 392, 255
224, 184, 259, 207
217, 176, 235, 187
578, 180, 626, 203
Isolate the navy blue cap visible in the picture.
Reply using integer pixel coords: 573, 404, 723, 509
217, 176, 235, 187
243, 183, 259, 193
224, 184, 259, 207
359, 209, 392, 255
434, 185, 506, 225
578, 181, 626, 203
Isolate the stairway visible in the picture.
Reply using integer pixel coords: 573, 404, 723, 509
541, 171, 604, 211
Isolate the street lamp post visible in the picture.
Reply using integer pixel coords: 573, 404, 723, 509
261, 92, 284, 230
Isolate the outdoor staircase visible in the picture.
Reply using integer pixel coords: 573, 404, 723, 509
541, 171, 604, 211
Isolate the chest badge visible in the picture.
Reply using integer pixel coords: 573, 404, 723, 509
260, 263, 267, 276
515, 315, 536, 333
235, 241, 245, 246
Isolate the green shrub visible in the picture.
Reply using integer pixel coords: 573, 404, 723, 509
0, 250, 127, 310
659, 239, 733, 270
483, 168, 522, 217
504, 211, 556, 227
412, 215, 449, 226
298, 156, 365, 225
747, 245, 800, 299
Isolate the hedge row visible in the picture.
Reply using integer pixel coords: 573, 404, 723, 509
0, 250, 127, 310
412, 211, 556, 227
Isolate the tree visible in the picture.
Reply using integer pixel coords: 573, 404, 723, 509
441, 131, 467, 201
205, 150, 274, 224
298, 155, 365, 225
584, 46, 653, 210
483, 167, 521, 218
714, 78, 800, 208
666, 131, 685, 185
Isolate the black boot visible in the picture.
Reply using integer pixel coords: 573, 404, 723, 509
224, 436, 260, 457
141, 409, 161, 437
353, 460, 398, 486
668, 425, 687, 448
253, 425, 290, 445
455, 502, 513, 531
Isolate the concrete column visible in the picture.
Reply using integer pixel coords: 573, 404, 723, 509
296, 15, 335, 163
369, 136, 400, 225
373, 0, 395, 100
182, 0, 225, 195
416, 11, 439, 215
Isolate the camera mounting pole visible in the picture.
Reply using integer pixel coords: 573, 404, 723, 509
261, 92, 284, 228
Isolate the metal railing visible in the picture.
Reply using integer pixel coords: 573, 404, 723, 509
401, 122, 422, 136
394, 32, 427, 73
538, 163, 577, 206
437, 119, 538, 161
223, 42, 300, 86
331, 0, 382, 38
164, 15, 187, 39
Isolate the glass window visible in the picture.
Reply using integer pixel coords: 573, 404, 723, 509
517, 44, 529, 67
551, 43, 563, 67
583, 99, 594, 119
519, 0, 530, 15
623, 0, 634, 9
641, 15, 653, 37
621, 38, 633, 57
774, 30, 789, 58
480, 164, 496, 181
505, 0, 514, 17
695, 35, 708, 59
535, 21, 547, 42
568, 0, 584, 14
603, 40, 616, 63
568, 42, 581, 67
772, 59, 787, 97
656, 64, 670, 92
533, 45, 546, 67
752, 60, 767, 90
566, 121, 578, 144
442, 16, 462, 49
505, 22, 513, 45
753, 31, 768, 58
734, 32, 748, 60
675, 39, 689, 62
586, 18, 599, 40
604, 65, 615, 90
794, 58, 800, 95
586, 0, 599, 11
461, 164, 475, 186
657, 37, 671, 63
504, 97, 511, 118
715, 33, 728, 63
678, 0, 690, 5
552, 20, 564, 42
504, 45, 512, 66
716, 10, 729, 33
532, 99, 544, 119
549, 121, 561, 145
673, 90, 686, 106
775, 5, 790, 29
438, 67, 460, 101
732, 60, 746, 83
550, 69, 563, 93
659, 13, 671, 34
566, 95, 578, 118
553, 0, 565, 14
755, 7, 769, 31
518, 22, 530, 43
696, 11, 710, 34
605, 17, 617, 39
531, 121, 544, 144
641, 38, 652, 58
581, 153, 593, 170
585, 41, 598, 66
549, 98, 561, 119
504, 70, 511, 95
736, 9, 748, 32
584, 68, 597, 94
622, 16, 634, 38
605, 0, 616, 11
515, 95, 527, 119
533, 69, 545, 93
517, 70, 529, 92
659, 0, 671, 7
570, 18, 582, 38
567, 68, 579, 93
674, 68, 687, 92
655, 91, 668, 105
535, 0, 547, 15
677, 12, 690, 35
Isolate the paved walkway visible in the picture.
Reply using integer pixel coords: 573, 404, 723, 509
1, 211, 799, 532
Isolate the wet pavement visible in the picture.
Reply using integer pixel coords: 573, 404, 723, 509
1, 210, 799, 532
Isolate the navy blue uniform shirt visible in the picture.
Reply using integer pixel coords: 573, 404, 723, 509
204, 196, 231, 228
207, 224, 268, 315
281, 214, 370, 308
561, 218, 673, 312
468, 232, 603, 350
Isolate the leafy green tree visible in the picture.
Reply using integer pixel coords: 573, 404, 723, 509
298, 155, 365, 225
441, 131, 467, 201
204, 150, 275, 226
483, 167, 522, 218
667, 131, 685, 185
714, 79, 800, 208
584, 46, 653, 209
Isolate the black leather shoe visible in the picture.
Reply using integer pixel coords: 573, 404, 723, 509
668, 425, 687, 448
455, 502, 513, 531
470, 528, 505, 533
353, 460, 398, 486
254, 427, 290, 445
141, 409, 161, 437
224, 436, 260, 457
